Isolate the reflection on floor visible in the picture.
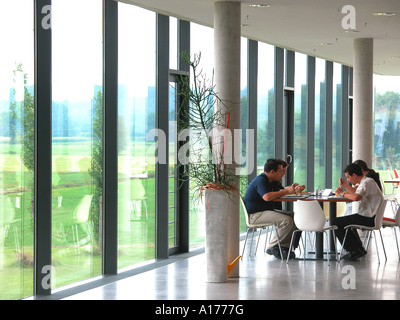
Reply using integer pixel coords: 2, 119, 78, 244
38, 228, 400, 300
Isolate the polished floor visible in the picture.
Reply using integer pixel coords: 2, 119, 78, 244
38, 227, 400, 300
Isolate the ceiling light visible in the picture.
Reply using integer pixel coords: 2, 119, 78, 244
373, 12, 396, 16
248, 4, 270, 8
317, 42, 333, 46
343, 29, 360, 33
390, 56, 400, 60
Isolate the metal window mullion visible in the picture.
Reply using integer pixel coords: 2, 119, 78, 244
102, 0, 118, 275
247, 39, 257, 183
325, 61, 333, 188
307, 56, 315, 191
285, 49, 295, 187
348, 67, 353, 161
341, 65, 350, 172
274, 47, 285, 160
156, 13, 169, 259
176, 19, 190, 253
34, 0, 52, 296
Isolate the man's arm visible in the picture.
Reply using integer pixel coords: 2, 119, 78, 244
339, 177, 357, 193
262, 185, 296, 202
335, 186, 362, 201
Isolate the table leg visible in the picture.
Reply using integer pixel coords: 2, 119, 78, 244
315, 202, 324, 258
329, 202, 337, 252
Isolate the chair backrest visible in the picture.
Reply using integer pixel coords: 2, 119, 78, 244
240, 197, 251, 228
394, 169, 399, 185
131, 178, 146, 199
393, 205, 400, 227
73, 195, 93, 223
379, 177, 386, 194
373, 199, 387, 229
293, 200, 327, 231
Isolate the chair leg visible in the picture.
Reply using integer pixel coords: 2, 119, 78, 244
255, 228, 263, 255
303, 232, 307, 261
396, 227, 400, 260
339, 228, 350, 260
264, 226, 270, 252
274, 225, 284, 260
241, 228, 250, 260
332, 230, 339, 262
286, 230, 301, 264
378, 229, 387, 262
373, 230, 381, 264
323, 231, 330, 266
249, 228, 255, 256
363, 230, 370, 248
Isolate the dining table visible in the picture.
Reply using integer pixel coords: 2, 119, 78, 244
384, 178, 400, 183
274, 193, 352, 260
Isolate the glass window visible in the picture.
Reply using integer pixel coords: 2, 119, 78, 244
169, 81, 178, 248
169, 17, 178, 71
189, 23, 214, 250
294, 52, 307, 185
373, 74, 400, 192
257, 43, 275, 173
315, 58, 326, 189
118, 4, 156, 269
51, 0, 103, 288
0, 0, 34, 300
332, 63, 342, 184
240, 37, 248, 233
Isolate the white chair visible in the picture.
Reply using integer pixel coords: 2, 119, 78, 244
387, 169, 399, 195
287, 200, 338, 265
72, 195, 93, 254
131, 179, 148, 221
382, 204, 400, 259
339, 199, 387, 264
240, 197, 283, 259
381, 177, 399, 216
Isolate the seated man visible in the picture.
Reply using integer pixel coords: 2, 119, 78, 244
333, 163, 384, 261
244, 158, 305, 259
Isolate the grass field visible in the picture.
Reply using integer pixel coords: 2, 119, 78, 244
0, 138, 211, 299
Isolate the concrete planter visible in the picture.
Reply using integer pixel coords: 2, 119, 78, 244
204, 189, 229, 282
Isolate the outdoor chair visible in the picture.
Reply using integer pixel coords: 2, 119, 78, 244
382, 204, 400, 260
72, 194, 94, 254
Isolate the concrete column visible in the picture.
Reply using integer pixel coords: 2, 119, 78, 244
352, 38, 373, 165
214, 1, 241, 278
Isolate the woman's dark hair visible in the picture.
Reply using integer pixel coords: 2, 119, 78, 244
264, 158, 288, 173
353, 159, 369, 172
344, 163, 363, 176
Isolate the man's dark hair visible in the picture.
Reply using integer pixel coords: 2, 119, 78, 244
264, 158, 288, 173
344, 163, 363, 176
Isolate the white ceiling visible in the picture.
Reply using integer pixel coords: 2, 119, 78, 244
118, 0, 400, 76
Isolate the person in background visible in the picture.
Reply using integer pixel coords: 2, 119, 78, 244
244, 158, 305, 259
353, 159, 382, 191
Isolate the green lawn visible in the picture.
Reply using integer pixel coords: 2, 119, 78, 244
0, 139, 209, 299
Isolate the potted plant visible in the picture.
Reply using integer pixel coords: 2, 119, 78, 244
177, 52, 243, 282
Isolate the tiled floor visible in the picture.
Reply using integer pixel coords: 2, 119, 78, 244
37, 228, 400, 300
